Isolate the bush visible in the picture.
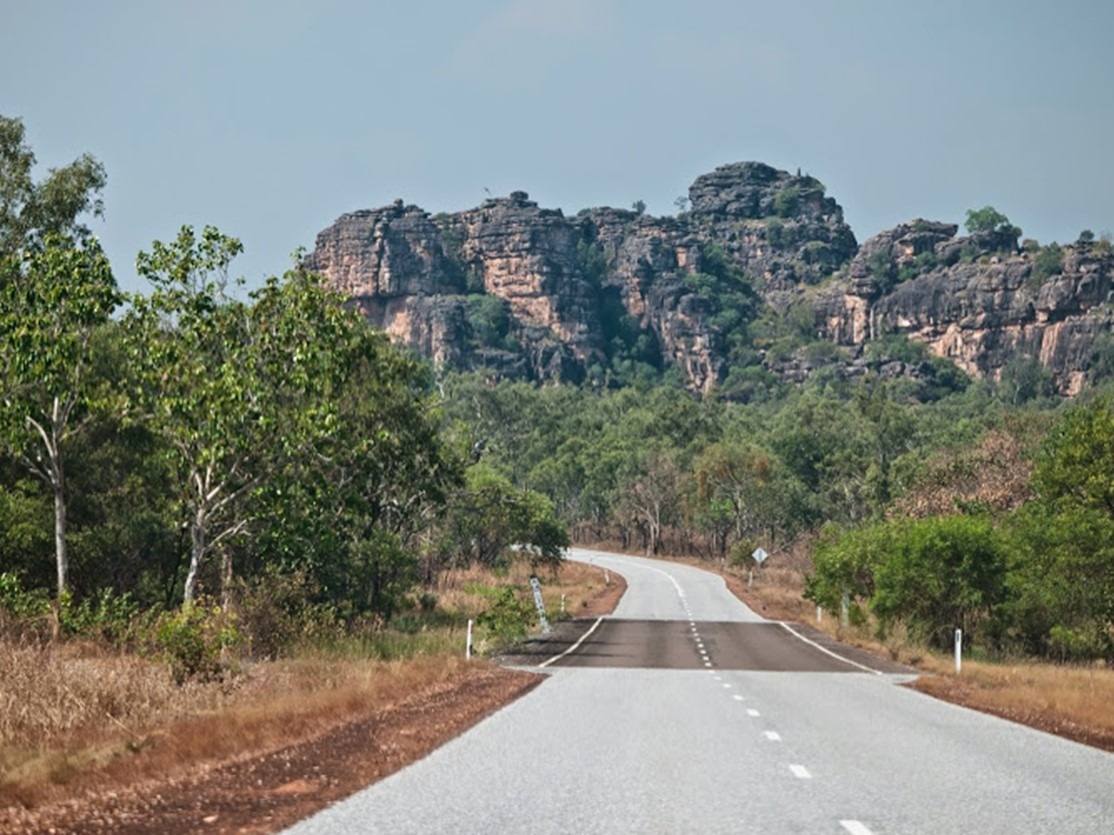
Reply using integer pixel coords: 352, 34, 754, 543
774, 186, 800, 218
58, 586, 141, 644
476, 586, 535, 645
1030, 243, 1063, 284
155, 603, 240, 684
871, 515, 1005, 650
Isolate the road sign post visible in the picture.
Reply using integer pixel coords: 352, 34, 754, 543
466, 618, 473, 660
529, 575, 551, 634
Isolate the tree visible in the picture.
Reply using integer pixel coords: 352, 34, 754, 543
0, 236, 119, 599
1033, 397, 1114, 519
0, 115, 107, 255
871, 514, 1005, 650
253, 324, 463, 615
437, 462, 568, 572
964, 205, 1019, 237
125, 226, 358, 605
618, 449, 680, 555
631, 199, 646, 215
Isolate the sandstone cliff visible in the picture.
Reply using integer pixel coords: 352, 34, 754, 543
306, 162, 1114, 397
814, 224, 1114, 396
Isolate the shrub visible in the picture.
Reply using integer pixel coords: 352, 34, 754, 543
476, 586, 535, 644
871, 515, 1005, 650
1030, 243, 1063, 283
155, 604, 240, 684
774, 186, 800, 218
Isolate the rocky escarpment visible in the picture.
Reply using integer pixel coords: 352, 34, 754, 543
307, 161, 1114, 397
307, 162, 857, 392
814, 224, 1114, 396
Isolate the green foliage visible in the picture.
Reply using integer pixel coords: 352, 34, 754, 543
576, 239, 609, 288
0, 115, 107, 255
1001, 502, 1114, 661
0, 571, 51, 618
805, 520, 897, 608
476, 586, 535, 643
765, 218, 786, 248
871, 514, 1005, 649
1033, 396, 1114, 516
997, 356, 1055, 406
631, 199, 646, 215
155, 603, 240, 684
465, 294, 512, 347
0, 233, 120, 597
57, 586, 141, 643
964, 205, 1013, 235
773, 186, 800, 218
439, 462, 569, 571
1029, 243, 1063, 284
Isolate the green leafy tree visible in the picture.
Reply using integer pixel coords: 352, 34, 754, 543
964, 205, 1012, 235
871, 514, 1005, 649
1033, 396, 1114, 518
0, 236, 119, 598
125, 227, 358, 605
438, 462, 568, 571
0, 115, 106, 255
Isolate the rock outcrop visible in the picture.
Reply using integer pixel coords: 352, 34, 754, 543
815, 229, 1114, 396
307, 162, 1114, 397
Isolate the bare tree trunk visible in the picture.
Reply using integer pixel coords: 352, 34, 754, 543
183, 506, 206, 606
220, 545, 233, 611
53, 470, 68, 601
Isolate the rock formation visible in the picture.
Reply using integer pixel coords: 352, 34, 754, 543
306, 162, 1114, 398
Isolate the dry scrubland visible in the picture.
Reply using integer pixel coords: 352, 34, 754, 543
0, 559, 612, 816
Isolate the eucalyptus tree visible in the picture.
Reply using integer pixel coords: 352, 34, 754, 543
0, 115, 106, 255
125, 226, 359, 605
0, 116, 117, 600
0, 236, 119, 599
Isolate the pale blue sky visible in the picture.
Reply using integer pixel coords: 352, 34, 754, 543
4, 0, 1112, 293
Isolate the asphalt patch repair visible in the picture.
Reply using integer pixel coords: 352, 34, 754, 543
503, 618, 917, 674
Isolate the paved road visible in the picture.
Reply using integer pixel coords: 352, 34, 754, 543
286, 548, 1114, 834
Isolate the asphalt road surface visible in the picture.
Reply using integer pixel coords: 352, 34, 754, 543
286, 548, 1114, 834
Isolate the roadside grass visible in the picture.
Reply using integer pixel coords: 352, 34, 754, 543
0, 556, 615, 812
722, 555, 1114, 752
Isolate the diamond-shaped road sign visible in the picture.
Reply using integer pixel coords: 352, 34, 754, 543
752, 547, 768, 565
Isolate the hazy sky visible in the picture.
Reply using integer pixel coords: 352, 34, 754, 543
4, 0, 1112, 293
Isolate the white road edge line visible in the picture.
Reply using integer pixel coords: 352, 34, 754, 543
777, 622, 883, 675
539, 617, 603, 669
840, 821, 874, 835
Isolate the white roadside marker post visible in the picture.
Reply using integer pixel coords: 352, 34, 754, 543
466, 619, 473, 660
955, 628, 962, 674
816, 605, 822, 624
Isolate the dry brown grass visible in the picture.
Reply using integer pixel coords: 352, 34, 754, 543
0, 555, 616, 813
0, 642, 468, 811
435, 558, 616, 620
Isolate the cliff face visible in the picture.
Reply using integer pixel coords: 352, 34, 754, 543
814, 225, 1114, 396
307, 162, 1114, 397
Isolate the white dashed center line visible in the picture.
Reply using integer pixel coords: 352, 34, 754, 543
732, 694, 745, 701
789, 764, 812, 779
746, 708, 760, 717
764, 731, 781, 741
840, 821, 874, 835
